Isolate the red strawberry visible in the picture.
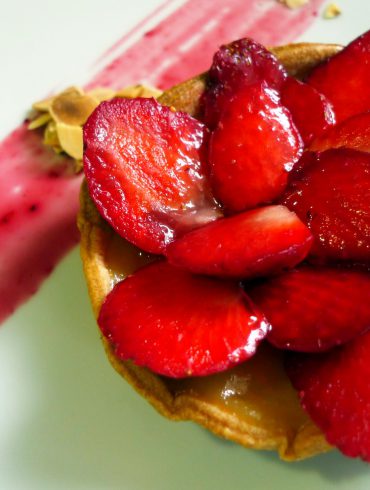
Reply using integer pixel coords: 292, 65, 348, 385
283, 148, 370, 263
286, 330, 370, 461
308, 30, 370, 123
83, 98, 220, 255
208, 83, 303, 212
201, 38, 287, 128
166, 205, 312, 279
98, 261, 270, 378
310, 111, 370, 153
281, 77, 336, 146
248, 265, 370, 352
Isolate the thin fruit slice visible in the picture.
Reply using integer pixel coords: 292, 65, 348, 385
201, 38, 287, 128
98, 261, 270, 378
281, 77, 336, 146
308, 30, 370, 123
286, 330, 370, 462
209, 83, 303, 212
283, 148, 370, 263
166, 205, 312, 278
83, 98, 220, 255
310, 111, 370, 152
249, 265, 370, 352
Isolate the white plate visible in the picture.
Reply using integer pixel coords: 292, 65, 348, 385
1, 1, 370, 488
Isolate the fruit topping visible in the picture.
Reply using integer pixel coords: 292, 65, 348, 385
201, 38, 287, 128
81, 31, 370, 461
166, 205, 312, 279
98, 261, 270, 378
83, 97, 220, 254
249, 265, 370, 352
307, 30, 370, 123
281, 77, 336, 146
283, 148, 370, 263
310, 111, 370, 153
208, 83, 303, 213
286, 330, 370, 461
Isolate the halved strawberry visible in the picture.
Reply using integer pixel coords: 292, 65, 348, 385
286, 330, 370, 461
283, 148, 370, 263
281, 77, 336, 146
310, 111, 370, 153
201, 38, 287, 128
248, 265, 370, 352
98, 261, 269, 378
208, 83, 303, 212
83, 98, 220, 255
308, 30, 370, 123
166, 205, 312, 279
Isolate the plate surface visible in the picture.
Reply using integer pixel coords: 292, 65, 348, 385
1, 1, 370, 488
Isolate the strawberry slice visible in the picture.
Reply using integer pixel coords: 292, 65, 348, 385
286, 330, 370, 461
201, 38, 287, 128
283, 148, 370, 263
98, 261, 269, 378
281, 77, 336, 146
249, 265, 370, 352
308, 30, 370, 123
310, 111, 370, 153
166, 205, 312, 279
83, 98, 220, 255
208, 83, 303, 212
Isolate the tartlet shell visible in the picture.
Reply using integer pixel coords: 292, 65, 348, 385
78, 43, 341, 461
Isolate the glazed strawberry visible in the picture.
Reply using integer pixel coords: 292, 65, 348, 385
166, 205, 312, 279
283, 148, 370, 263
286, 330, 370, 461
310, 111, 370, 153
281, 77, 336, 146
209, 83, 303, 212
98, 261, 269, 378
83, 98, 220, 255
201, 38, 287, 128
248, 266, 370, 352
308, 30, 370, 123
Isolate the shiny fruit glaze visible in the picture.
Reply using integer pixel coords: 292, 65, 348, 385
104, 234, 314, 434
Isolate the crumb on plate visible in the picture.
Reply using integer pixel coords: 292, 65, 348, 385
323, 3, 342, 19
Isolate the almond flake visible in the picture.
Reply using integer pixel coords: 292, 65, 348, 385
50, 88, 99, 126
32, 95, 55, 112
28, 112, 52, 130
279, 0, 309, 9
43, 121, 59, 148
323, 3, 342, 19
56, 122, 83, 160
87, 87, 116, 102
30, 84, 161, 171
115, 84, 162, 99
